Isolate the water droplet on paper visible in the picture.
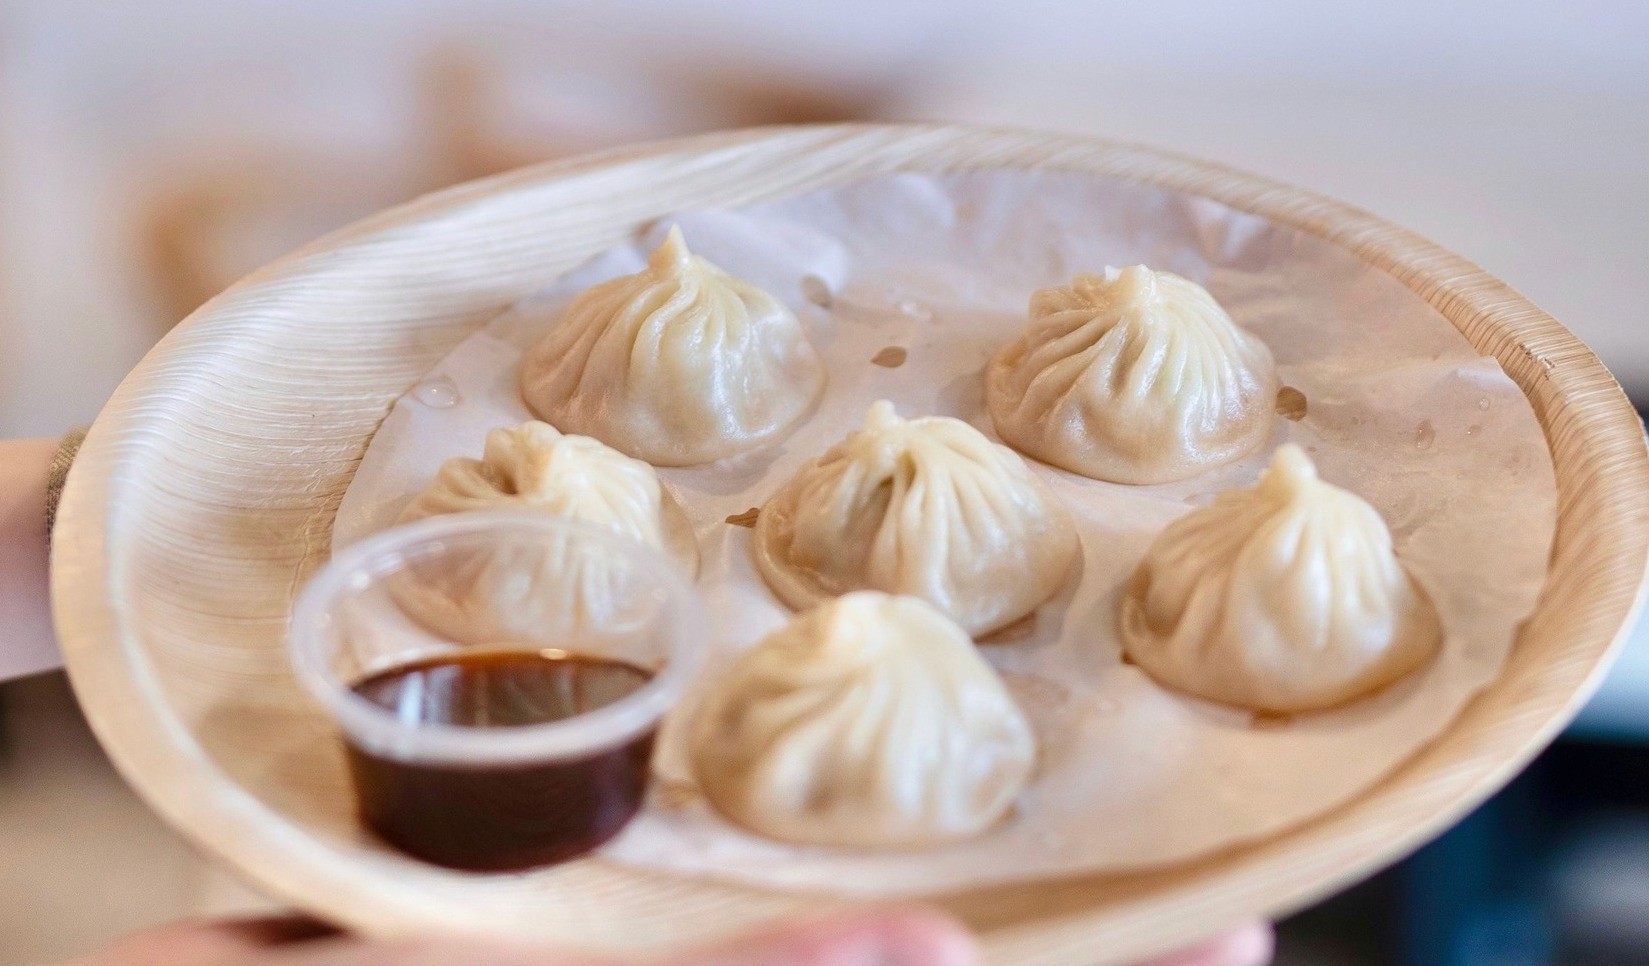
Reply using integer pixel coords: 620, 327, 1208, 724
1274, 386, 1308, 420
800, 275, 832, 307
1413, 419, 1436, 450
1477, 397, 1491, 411
896, 297, 932, 322
1467, 424, 1482, 436
871, 346, 908, 368
413, 376, 460, 409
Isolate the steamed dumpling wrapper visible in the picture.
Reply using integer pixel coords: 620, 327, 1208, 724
391, 527, 659, 647
987, 265, 1278, 484
398, 420, 698, 571
393, 420, 697, 644
691, 592, 1036, 848
519, 226, 826, 466
753, 401, 1080, 636
1121, 444, 1442, 712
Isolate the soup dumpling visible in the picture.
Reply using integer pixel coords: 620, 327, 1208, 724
691, 592, 1036, 847
987, 266, 1278, 484
519, 226, 826, 466
394, 420, 697, 642
1121, 444, 1441, 712
753, 401, 1079, 636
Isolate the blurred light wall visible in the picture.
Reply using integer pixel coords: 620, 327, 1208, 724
2, 0, 1645, 436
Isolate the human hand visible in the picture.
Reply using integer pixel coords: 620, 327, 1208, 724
64, 911, 1271, 966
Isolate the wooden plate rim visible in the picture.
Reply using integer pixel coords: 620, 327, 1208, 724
50, 123, 1649, 964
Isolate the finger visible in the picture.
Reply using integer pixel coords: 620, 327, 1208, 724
71, 916, 338, 966
1137, 920, 1274, 966
664, 907, 978, 966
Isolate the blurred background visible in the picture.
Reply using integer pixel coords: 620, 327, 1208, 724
0, 1, 1644, 963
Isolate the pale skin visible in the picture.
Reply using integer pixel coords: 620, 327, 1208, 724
0, 441, 1272, 966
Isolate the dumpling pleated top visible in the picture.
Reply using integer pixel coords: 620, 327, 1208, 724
1120, 444, 1441, 712
392, 420, 698, 644
520, 226, 826, 466
988, 266, 1278, 485
399, 420, 698, 573
690, 592, 1036, 848
753, 401, 1079, 636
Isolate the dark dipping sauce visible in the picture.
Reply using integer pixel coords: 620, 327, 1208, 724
345, 650, 655, 871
